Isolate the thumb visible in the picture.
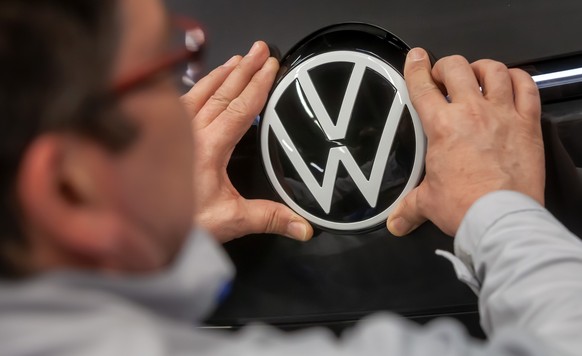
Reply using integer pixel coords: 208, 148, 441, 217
243, 199, 313, 241
387, 185, 427, 236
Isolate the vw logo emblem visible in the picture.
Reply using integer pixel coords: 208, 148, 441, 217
260, 24, 426, 232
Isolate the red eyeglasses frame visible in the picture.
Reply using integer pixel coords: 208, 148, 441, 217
112, 15, 205, 95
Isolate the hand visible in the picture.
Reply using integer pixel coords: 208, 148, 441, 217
387, 48, 544, 236
181, 41, 313, 243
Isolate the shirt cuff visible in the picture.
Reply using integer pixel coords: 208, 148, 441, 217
437, 190, 545, 294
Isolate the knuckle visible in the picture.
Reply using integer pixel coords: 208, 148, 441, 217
409, 82, 438, 103
473, 58, 501, 68
510, 69, 538, 91
406, 61, 428, 75
489, 61, 508, 72
439, 55, 469, 68
434, 55, 471, 80
226, 97, 251, 117
398, 192, 412, 211
460, 102, 487, 123
471, 58, 490, 67
431, 114, 455, 136
263, 208, 281, 233
483, 60, 509, 77
209, 91, 232, 108
520, 79, 540, 97
509, 67, 529, 78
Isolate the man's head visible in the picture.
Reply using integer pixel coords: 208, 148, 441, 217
0, 0, 195, 277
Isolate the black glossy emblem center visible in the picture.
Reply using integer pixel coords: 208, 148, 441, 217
260, 25, 425, 232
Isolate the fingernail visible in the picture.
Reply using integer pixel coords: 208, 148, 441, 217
388, 217, 412, 237
408, 48, 425, 61
223, 55, 239, 67
286, 221, 309, 241
247, 41, 261, 56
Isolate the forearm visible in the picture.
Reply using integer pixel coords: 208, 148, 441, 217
456, 191, 582, 356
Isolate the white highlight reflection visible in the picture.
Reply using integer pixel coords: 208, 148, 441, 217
310, 162, 324, 173
296, 81, 315, 118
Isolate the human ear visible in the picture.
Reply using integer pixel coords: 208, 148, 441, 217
17, 133, 126, 266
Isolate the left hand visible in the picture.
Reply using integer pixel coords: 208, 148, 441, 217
181, 41, 313, 243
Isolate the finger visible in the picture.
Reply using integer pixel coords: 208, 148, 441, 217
471, 59, 513, 106
432, 55, 482, 102
211, 57, 279, 149
181, 55, 242, 121
386, 185, 427, 236
404, 48, 448, 136
242, 199, 313, 241
194, 41, 271, 128
509, 68, 541, 119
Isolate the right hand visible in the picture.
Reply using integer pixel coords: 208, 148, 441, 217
387, 48, 545, 236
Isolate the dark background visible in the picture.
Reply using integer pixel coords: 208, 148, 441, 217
166, 0, 582, 71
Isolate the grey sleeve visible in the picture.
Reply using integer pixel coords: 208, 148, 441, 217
193, 190, 582, 356
454, 191, 582, 356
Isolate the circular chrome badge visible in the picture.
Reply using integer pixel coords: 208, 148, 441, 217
260, 24, 426, 233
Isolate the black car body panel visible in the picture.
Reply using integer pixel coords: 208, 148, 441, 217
168, 0, 582, 338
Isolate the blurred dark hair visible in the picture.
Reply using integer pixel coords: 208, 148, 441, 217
0, 0, 136, 278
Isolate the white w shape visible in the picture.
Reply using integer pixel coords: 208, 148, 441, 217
270, 63, 405, 213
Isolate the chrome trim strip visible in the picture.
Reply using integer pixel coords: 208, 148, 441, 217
532, 67, 582, 89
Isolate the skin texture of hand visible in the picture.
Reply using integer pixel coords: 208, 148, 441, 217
181, 41, 313, 243
387, 48, 545, 237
